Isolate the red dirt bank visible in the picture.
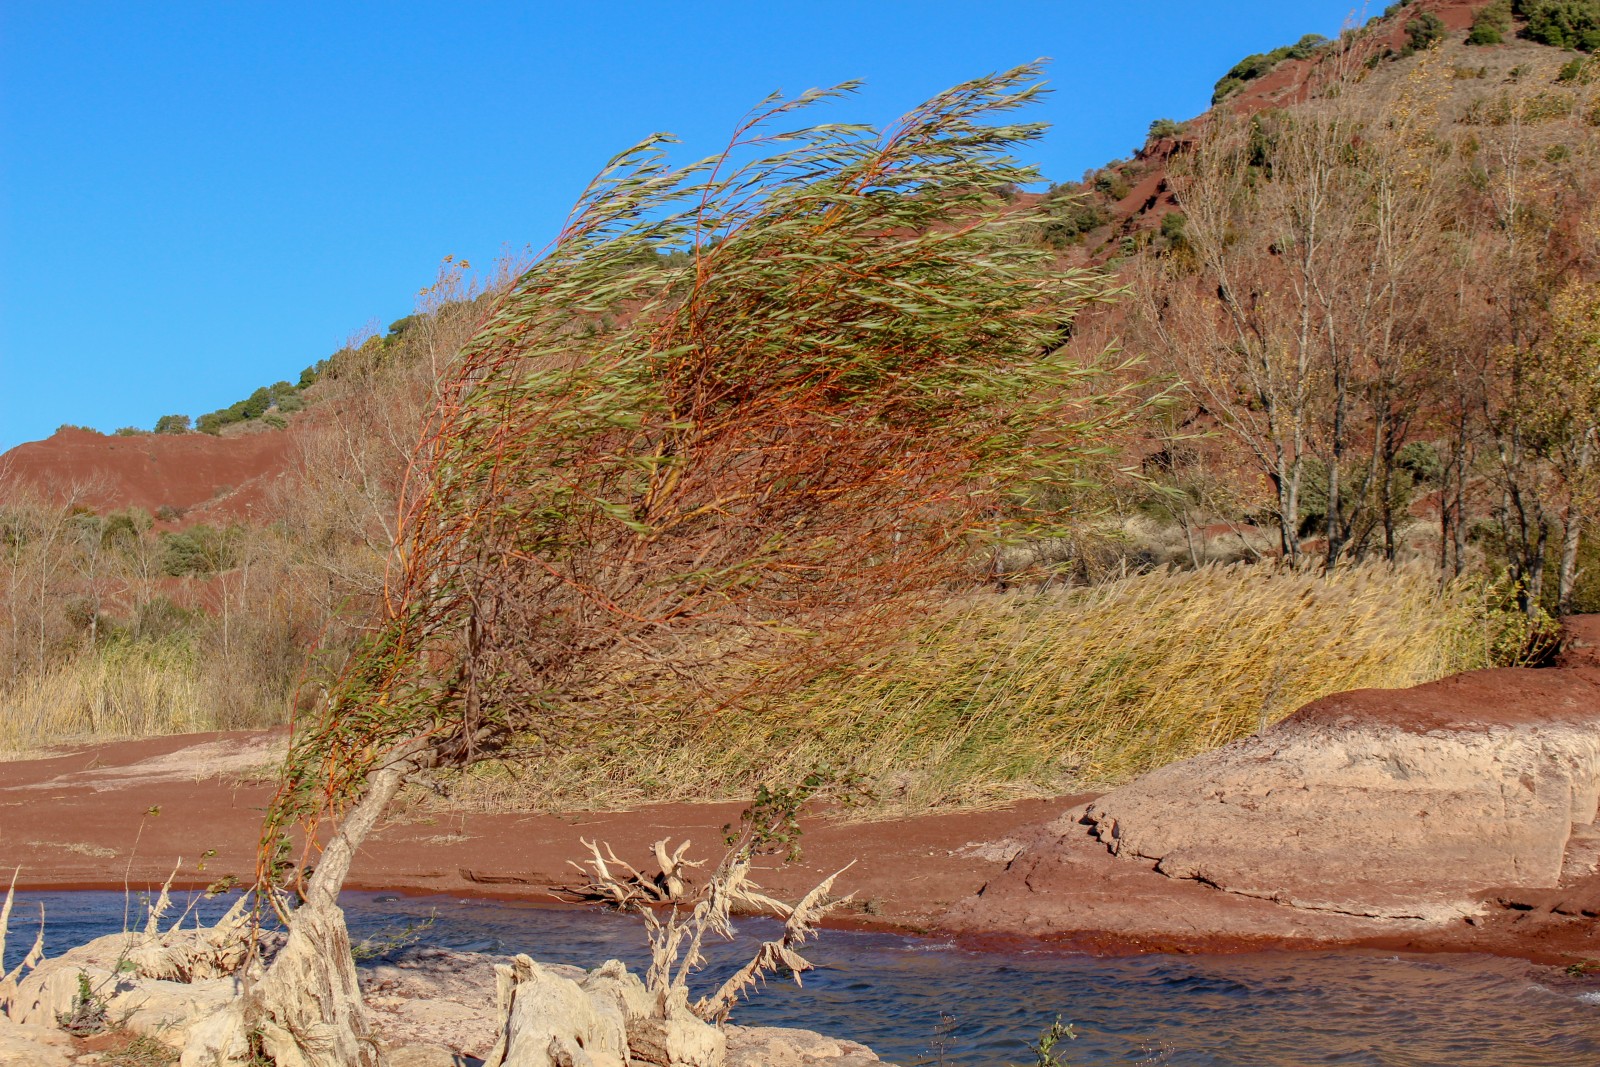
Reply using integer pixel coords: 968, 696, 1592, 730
4, 675, 1600, 968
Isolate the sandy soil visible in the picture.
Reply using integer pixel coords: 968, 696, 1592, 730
4, 726, 1599, 967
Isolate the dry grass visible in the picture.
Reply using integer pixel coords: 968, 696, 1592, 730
442, 562, 1514, 815
87, 1029, 179, 1067
0, 636, 288, 756
2, 560, 1522, 816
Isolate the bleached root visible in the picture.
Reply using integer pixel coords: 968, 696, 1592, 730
565, 836, 705, 907
0, 868, 47, 1019
695, 863, 851, 1022
564, 838, 852, 1023
252, 895, 378, 1067
126, 890, 254, 982
252, 745, 424, 1067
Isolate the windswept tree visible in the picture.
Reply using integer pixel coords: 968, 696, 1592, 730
252, 66, 1137, 1065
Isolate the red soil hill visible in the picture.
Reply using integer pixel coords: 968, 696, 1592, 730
0, 427, 295, 526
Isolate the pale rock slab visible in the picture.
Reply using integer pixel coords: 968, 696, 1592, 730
0, 1014, 75, 1067
724, 1025, 882, 1066
488, 955, 630, 1067
1082, 668, 1600, 920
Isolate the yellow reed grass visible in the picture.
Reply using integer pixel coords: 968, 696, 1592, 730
0, 637, 282, 757
447, 562, 1510, 814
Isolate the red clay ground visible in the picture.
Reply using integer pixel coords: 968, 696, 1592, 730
3, 721, 1599, 967
0, 729, 1069, 933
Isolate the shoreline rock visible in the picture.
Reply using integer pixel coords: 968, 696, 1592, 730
1082, 666, 1600, 921
947, 644, 1600, 955
2, 936, 889, 1067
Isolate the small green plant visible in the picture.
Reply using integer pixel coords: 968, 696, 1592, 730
720, 768, 870, 862
1023, 1016, 1076, 1067
56, 970, 109, 1036
349, 911, 438, 961
1565, 958, 1600, 977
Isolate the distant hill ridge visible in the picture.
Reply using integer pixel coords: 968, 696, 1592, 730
0, 0, 1550, 518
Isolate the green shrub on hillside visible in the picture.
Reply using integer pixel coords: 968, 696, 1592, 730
196, 380, 299, 434
1035, 185, 1111, 247
1517, 0, 1600, 51
159, 524, 241, 577
1403, 12, 1449, 54
153, 414, 190, 434
1469, 0, 1513, 43
1147, 117, 1185, 141
1559, 55, 1600, 80
1213, 34, 1329, 103
1158, 210, 1188, 252
1092, 169, 1132, 201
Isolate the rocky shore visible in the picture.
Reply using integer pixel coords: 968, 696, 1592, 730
944, 616, 1600, 962
1, 923, 886, 1066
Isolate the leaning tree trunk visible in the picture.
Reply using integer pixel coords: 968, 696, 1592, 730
252, 747, 423, 1067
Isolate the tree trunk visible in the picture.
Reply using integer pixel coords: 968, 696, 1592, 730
1558, 432, 1594, 616
1558, 512, 1584, 616
252, 745, 425, 1067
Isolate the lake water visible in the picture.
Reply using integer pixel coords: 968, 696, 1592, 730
6, 890, 1599, 1066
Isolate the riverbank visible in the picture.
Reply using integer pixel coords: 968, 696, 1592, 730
3, 725, 1599, 968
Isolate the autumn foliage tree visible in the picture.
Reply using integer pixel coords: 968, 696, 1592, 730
1140, 44, 1454, 567
252, 65, 1135, 1065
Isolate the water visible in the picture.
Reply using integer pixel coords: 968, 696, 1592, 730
6, 890, 1599, 1066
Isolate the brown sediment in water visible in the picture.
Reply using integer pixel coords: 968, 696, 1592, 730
4, 726, 1600, 968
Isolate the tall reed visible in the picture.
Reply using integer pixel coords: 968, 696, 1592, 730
449, 562, 1512, 814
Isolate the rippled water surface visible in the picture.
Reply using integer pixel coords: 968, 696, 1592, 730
7, 891, 1599, 1066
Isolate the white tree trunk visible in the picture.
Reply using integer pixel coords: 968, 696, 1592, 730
252, 747, 421, 1067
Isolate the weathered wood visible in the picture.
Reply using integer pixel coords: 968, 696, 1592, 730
254, 747, 422, 1067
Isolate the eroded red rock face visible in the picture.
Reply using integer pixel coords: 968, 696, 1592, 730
0, 427, 295, 525
1559, 616, 1600, 671
1285, 662, 1600, 734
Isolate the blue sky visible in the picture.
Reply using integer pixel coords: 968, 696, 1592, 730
1, 1, 1360, 451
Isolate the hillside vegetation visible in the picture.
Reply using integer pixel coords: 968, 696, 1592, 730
0, 4, 1593, 815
